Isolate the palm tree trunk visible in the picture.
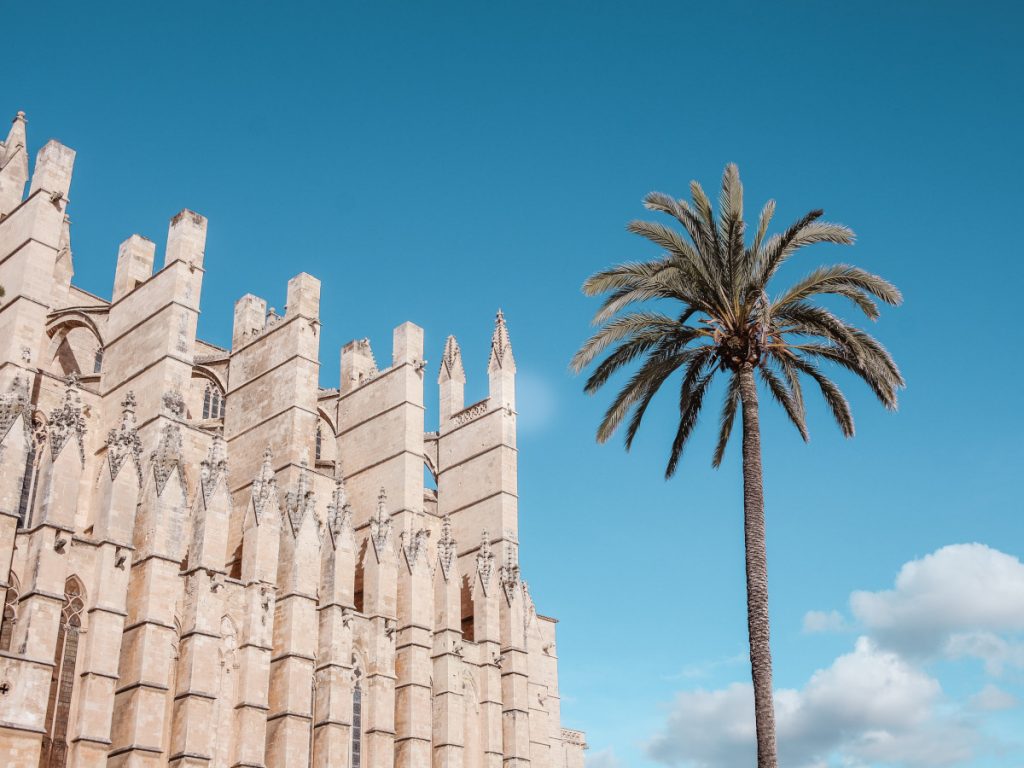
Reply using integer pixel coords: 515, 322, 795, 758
738, 364, 777, 768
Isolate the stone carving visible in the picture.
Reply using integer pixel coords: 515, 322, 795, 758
162, 390, 185, 419
437, 515, 457, 581
106, 392, 143, 485
200, 431, 228, 500
487, 309, 515, 372
283, 460, 317, 536
251, 447, 277, 521
452, 400, 488, 426
326, 474, 353, 544
439, 335, 465, 382
401, 524, 430, 570
48, 375, 86, 465
476, 530, 495, 593
500, 541, 520, 604
370, 487, 393, 557
0, 374, 32, 446
151, 418, 184, 497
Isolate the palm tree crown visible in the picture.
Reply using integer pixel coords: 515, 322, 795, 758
571, 164, 904, 475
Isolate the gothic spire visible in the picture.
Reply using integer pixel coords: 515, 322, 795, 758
437, 514, 457, 581
500, 541, 521, 603
284, 458, 316, 535
106, 391, 142, 484
200, 430, 228, 499
326, 472, 352, 543
487, 309, 515, 373
48, 375, 86, 465
476, 529, 495, 593
250, 446, 277, 521
370, 487, 393, 556
0, 373, 32, 445
438, 335, 466, 383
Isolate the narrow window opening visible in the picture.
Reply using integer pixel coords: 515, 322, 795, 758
39, 577, 84, 768
315, 425, 322, 461
0, 575, 20, 652
92, 347, 104, 374
351, 669, 363, 768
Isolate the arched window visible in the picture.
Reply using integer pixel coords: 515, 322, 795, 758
351, 667, 363, 768
0, 574, 20, 652
92, 347, 104, 374
315, 425, 322, 461
39, 577, 85, 768
202, 384, 225, 420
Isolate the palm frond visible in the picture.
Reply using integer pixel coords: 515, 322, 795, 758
712, 372, 742, 468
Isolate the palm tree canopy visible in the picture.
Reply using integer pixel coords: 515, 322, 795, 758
571, 164, 904, 477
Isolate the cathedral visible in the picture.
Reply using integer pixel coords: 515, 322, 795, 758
0, 112, 587, 768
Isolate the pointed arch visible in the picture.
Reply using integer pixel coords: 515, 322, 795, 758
39, 576, 86, 768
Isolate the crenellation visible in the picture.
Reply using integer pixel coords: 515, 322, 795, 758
0, 113, 585, 768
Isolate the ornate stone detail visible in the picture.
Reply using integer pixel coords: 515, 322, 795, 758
487, 309, 515, 372
500, 541, 520, 604
438, 335, 465, 383
370, 487, 393, 557
106, 392, 143, 485
48, 375, 86, 465
283, 460, 317, 536
452, 400, 488, 426
0, 374, 33, 445
437, 515, 457, 581
522, 579, 536, 623
162, 390, 185, 419
151, 416, 184, 497
326, 474, 352, 543
200, 430, 228, 499
401, 523, 430, 570
476, 530, 495, 593
251, 447, 277, 521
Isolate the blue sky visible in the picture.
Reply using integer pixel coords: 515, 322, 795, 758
6, 2, 1024, 765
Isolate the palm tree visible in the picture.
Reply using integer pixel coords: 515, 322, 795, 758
571, 165, 903, 768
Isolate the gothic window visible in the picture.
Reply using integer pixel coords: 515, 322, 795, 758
0, 574, 20, 652
351, 668, 363, 768
92, 347, 103, 374
202, 384, 225, 420
315, 425, 322, 461
39, 577, 85, 768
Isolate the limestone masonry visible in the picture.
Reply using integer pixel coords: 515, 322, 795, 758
0, 112, 587, 768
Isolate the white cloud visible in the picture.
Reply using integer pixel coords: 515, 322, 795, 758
802, 609, 848, 634
647, 543, 1024, 768
968, 684, 1019, 712
586, 748, 621, 768
850, 543, 1024, 659
646, 637, 974, 768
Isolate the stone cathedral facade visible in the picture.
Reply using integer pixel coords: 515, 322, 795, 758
0, 113, 587, 768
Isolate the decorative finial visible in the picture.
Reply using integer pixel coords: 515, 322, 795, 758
251, 447, 277, 519
437, 515, 457, 580
476, 529, 495, 592
200, 430, 228, 498
487, 310, 515, 373
161, 390, 185, 419
439, 335, 466, 383
500, 541, 520, 603
48, 375, 86, 465
370, 487, 393, 556
327, 474, 352, 539
284, 458, 316, 534
106, 390, 142, 484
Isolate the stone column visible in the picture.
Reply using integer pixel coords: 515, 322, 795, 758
312, 477, 357, 768
68, 394, 141, 768
231, 449, 281, 768
169, 435, 232, 767
0, 378, 84, 766
109, 406, 189, 768
362, 489, 398, 768
472, 534, 503, 768
432, 516, 464, 768
498, 546, 530, 768
265, 464, 321, 768
395, 514, 433, 768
